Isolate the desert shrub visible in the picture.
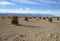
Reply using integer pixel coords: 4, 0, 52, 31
28, 17, 32, 19
2, 17, 4, 19
48, 18, 52, 23
33, 17, 36, 19
19, 34, 24, 37
24, 17, 29, 21
43, 17, 45, 20
8, 16, 11, 19
46, 17, 48, 19
39, 17, 41, 19
36, 19, 38, 20
11, 16, 19, 25
57, 17, 59, 20
0, 37, 2, 41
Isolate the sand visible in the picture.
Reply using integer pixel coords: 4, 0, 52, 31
0, 16, 60, 41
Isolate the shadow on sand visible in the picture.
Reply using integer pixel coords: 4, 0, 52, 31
15, 24, 42, 28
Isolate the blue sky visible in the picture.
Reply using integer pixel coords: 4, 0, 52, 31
0, 0, 60, 16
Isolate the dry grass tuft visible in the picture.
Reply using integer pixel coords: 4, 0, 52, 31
28, 17, 32, 19
57, 17, 59, 20
48, 18, 52, 23
36, 19, 39, 20
43, 17, 46, 20
24, 17, 29, 21
11, 16, 19, 25
39, 17, 41, 19
33, 17, 36, 19
8, 16, 11, 19
46, 17, 48, 19
2, 17, 4, 19
19, 34, 24, 37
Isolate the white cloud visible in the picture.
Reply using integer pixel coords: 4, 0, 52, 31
0, 8, 60, 16
25, 8, 29, 10
0, 0, 59, 6
10, 0, 43, 5
0, 2, 13, 5
36, 0, 56, 5
10, 0, 59, 5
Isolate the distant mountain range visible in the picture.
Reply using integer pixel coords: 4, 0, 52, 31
0, 13, 56, 17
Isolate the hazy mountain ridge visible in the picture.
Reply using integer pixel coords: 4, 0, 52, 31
0, 13, 55, 17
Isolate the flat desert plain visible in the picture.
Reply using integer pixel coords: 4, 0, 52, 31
0, 16, 60, 41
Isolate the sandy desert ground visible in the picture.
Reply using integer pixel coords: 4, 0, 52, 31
0, 16, 60, 41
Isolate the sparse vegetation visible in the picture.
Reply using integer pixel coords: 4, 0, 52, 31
39, 17, 41, 19
36, 19, 38, 20
11, 16, 19, 25
33, 17, 36, 19
28, 17, 32, 19
19, 34, 24, 37
46, 17, 48, 19
57, 17, 59, 20
48, 18, 52, 23
43, 17, 45, 20
0, 16, 60, 41
8, 16, 11, 19
2, 17, 4, 19
24, 17, 29, 21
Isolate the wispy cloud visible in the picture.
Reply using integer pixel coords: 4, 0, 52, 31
0, 0, 60, 6
9, 0, 60, 6
36, 0, 56, 4
0, 1, 14, 5
9, 0, 44, 5
0, 8, 60, 16
37, 0, 60, 6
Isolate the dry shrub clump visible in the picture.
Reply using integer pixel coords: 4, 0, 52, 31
48, 18, 52, 23
24, 17, 29, 21
39, 17, 41, 19
46, 17, 48, 19
2, 17, 4, 19
43, 17, 46, 20
28, 17, 32, 19
57, 17, 59, 20
11, 16, 19, 25
36, 19, 38, 20
33, 17, 36, 19
19, 34, 24, 37
8, 16, 11, 19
